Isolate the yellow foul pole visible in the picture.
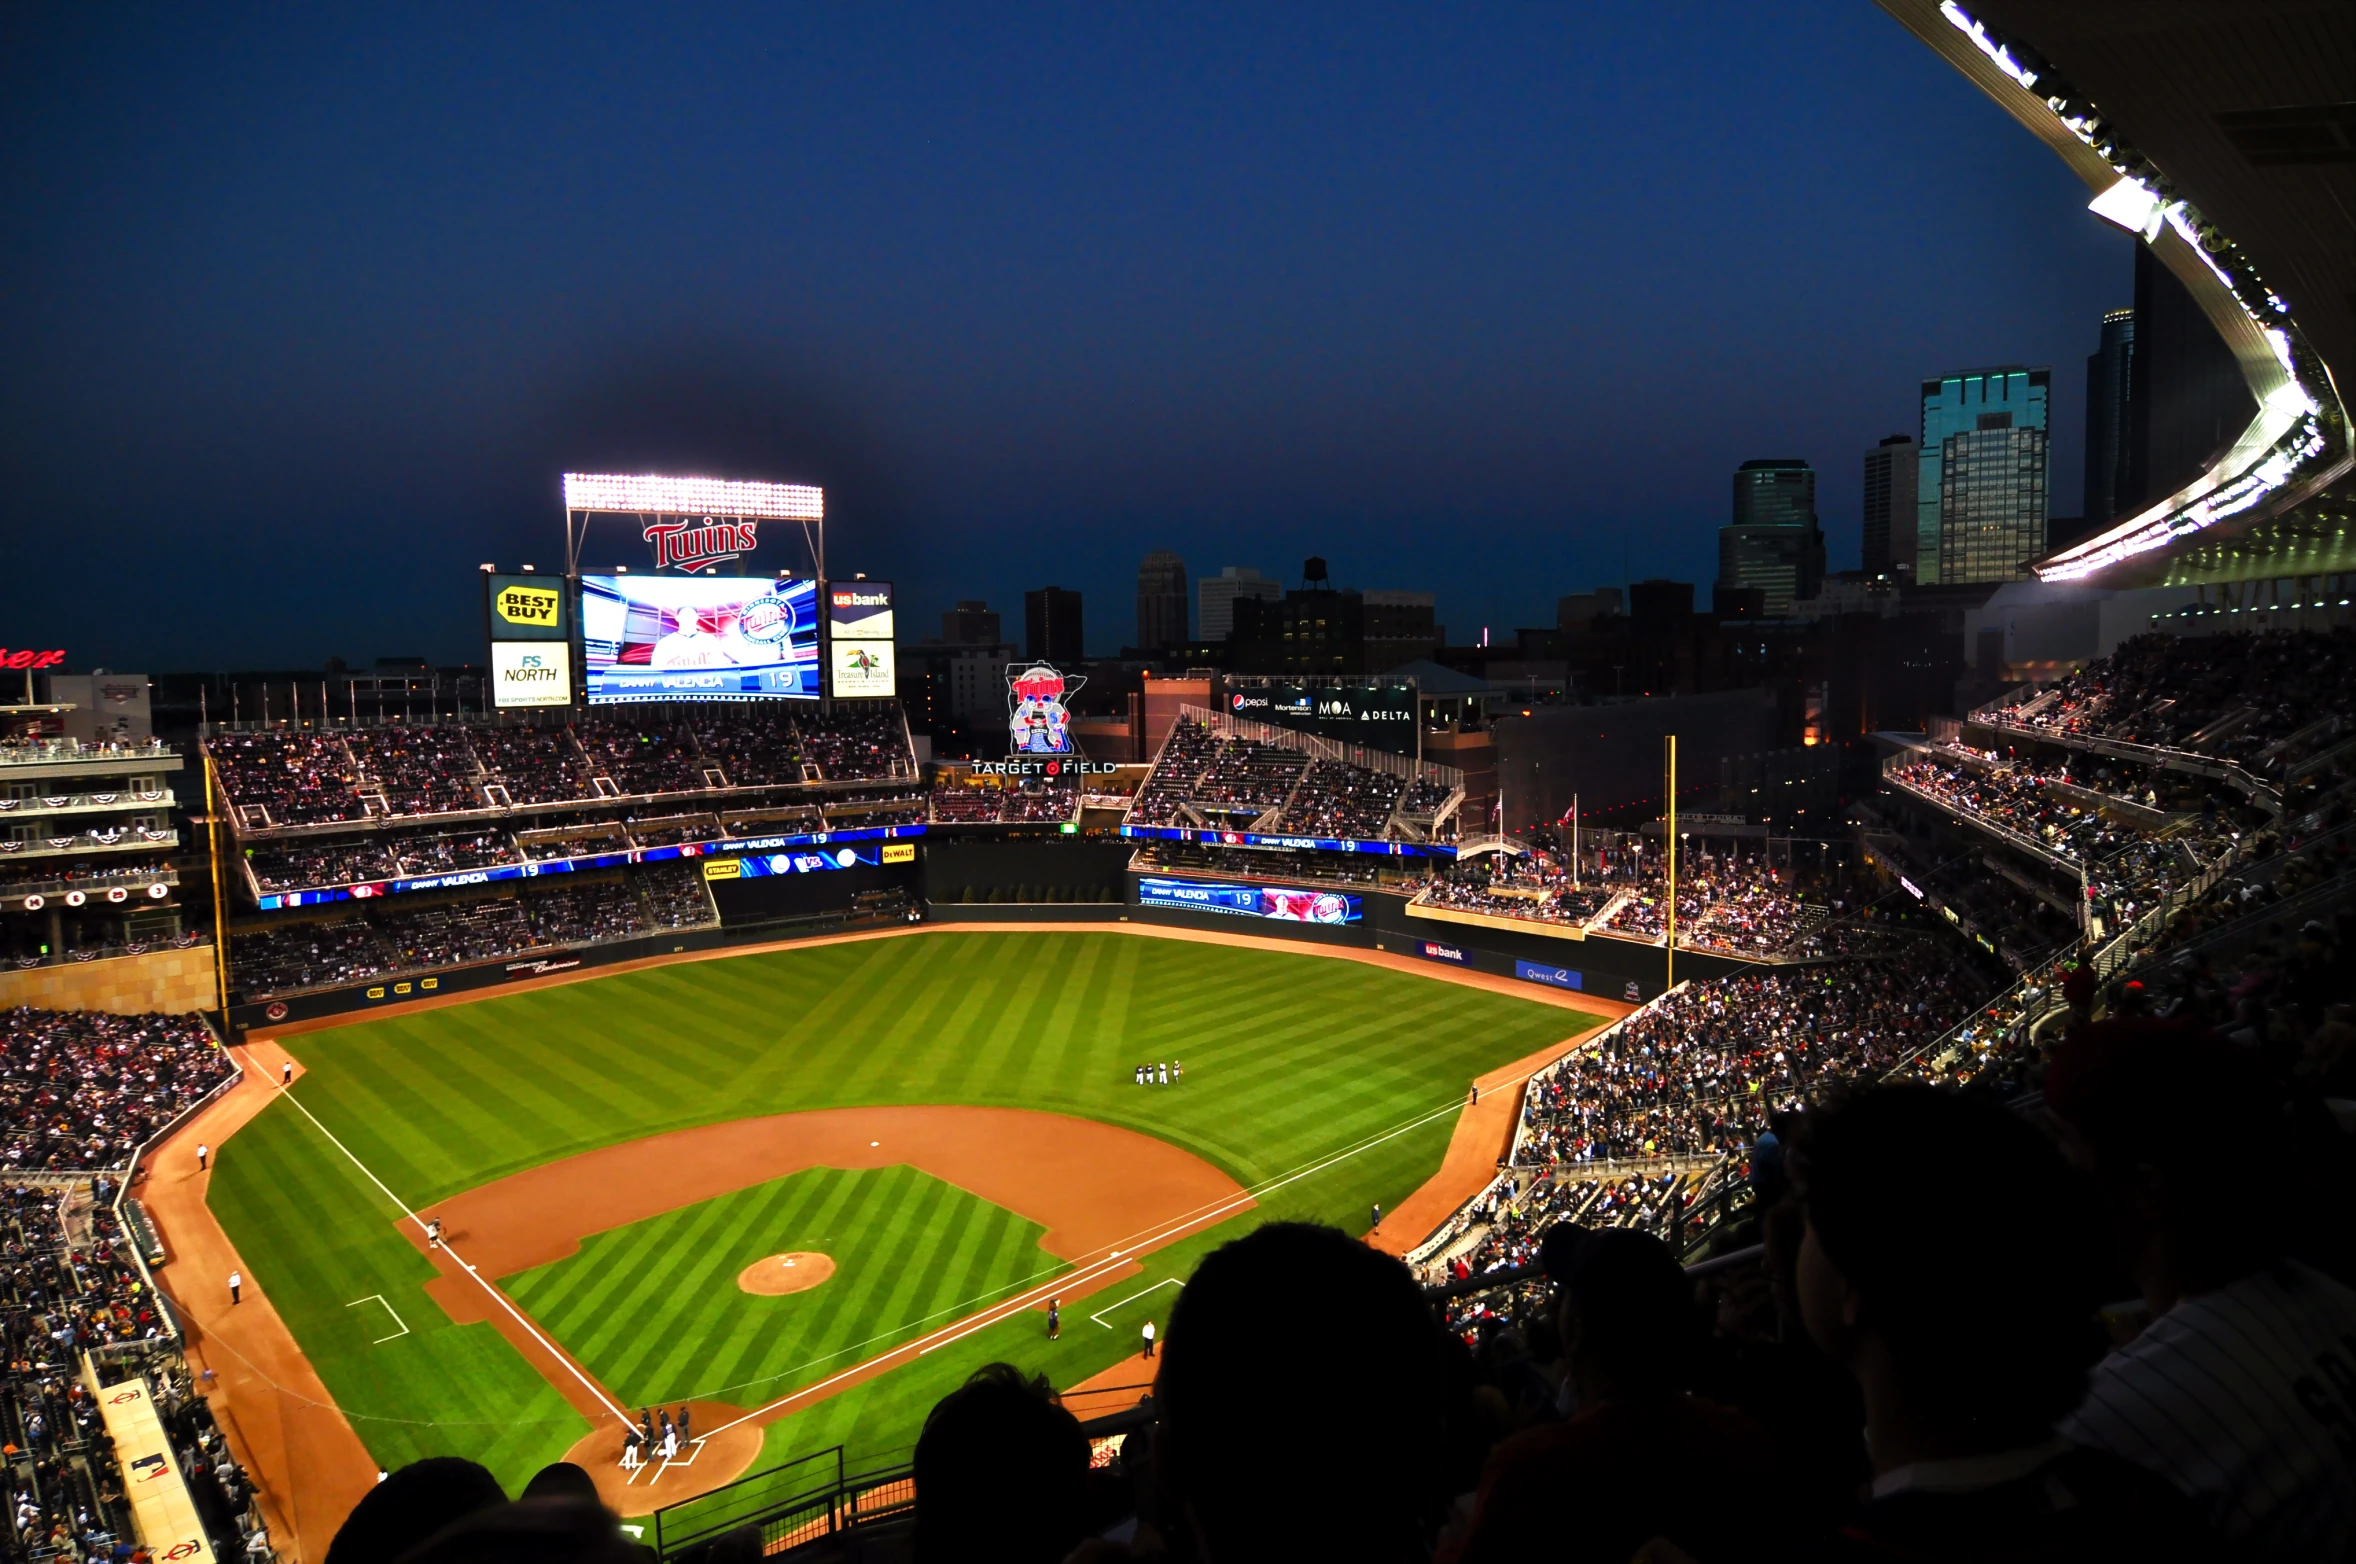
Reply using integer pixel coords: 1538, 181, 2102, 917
203, 751, 231, 1016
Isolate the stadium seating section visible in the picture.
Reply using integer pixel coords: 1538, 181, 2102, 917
1124, 717, 1456, 841
206, 705, 916, 828
230, 863, 717, 999
0, 1010, 233, 1172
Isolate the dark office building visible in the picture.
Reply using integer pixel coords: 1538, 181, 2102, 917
1231, 588, 1365, 673
2079, 307, 2136, 543
1024, 586, 1084, 664
2122, 245, 2257, 514
1862, 435, 1917, 576
1716, 459, 1825, 614
941, 599, 1003, 645
1135, 551, 1189, 650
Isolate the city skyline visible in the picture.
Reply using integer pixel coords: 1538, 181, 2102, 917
0, 4, 2131, 670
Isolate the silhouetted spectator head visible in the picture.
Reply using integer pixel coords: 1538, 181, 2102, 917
912, 1362, 1088, 1564
1538, 1224, 1701, 1402
325, 1457, 505, 1564
1158, 1222, 1447, 1563
518, 1460, 600, 1506
2046, 1017, 2293, 1307
395, 1496, 645, 1563
1795, 1085, 2097, 1453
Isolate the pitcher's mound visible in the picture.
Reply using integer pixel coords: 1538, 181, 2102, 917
738, 1252, 835, 1295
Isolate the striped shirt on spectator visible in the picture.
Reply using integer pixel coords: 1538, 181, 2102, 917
2060, 1259, 2356, 1562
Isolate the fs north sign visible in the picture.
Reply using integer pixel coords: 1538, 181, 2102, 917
0, 649, 67, 671
490, 643, 573, 708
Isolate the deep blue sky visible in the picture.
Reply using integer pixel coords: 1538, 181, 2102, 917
1, 2, 2131, 669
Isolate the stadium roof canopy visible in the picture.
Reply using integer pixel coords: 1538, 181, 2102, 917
1879, 0, 2355, 590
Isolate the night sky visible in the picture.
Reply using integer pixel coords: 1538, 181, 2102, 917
1, 3, 2131, 672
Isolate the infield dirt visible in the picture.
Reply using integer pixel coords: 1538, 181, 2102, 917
168, 921, 1624, 1541
404, 1104, 1251, 1508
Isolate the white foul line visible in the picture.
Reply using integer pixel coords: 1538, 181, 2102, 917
278, 1089, 632, 1423
707, 1087, 1479, 1437
1089, 1277, 1180, 1330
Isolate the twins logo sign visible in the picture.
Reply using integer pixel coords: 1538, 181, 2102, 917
1008, 663, 1086, 755
642, 516, 759, 572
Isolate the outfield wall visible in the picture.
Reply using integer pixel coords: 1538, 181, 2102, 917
1118, 870, 1750, 1002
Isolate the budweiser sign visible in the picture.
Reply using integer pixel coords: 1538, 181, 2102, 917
643, 517, 758, 572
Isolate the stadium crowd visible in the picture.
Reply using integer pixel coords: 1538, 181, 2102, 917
1513, 959, 1990, 1165
205, 706, 916, 826
230, 864, 715, 997
1985, 627, 2356, 773
1123, 717, 1450, 842
340, 1045, 2355, 1562
1414, 847, 1842, 958
0, 1178, 270, 1564
0, 1010, 232, 1172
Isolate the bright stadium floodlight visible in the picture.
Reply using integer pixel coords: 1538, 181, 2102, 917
562, 472, 827, 579
2086, 176, 2167, 242
562, 473, 824, 521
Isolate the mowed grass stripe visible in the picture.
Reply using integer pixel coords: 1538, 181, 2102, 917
229, 933, 1597, 1490
507, 1165, 1063, 1409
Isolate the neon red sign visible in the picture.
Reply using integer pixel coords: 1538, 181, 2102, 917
0, 649, 66, 671
642, 518, 758, 572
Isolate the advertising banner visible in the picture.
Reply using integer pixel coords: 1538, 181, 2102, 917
580, 575, 820, 703
253, 823, 925, 908
1136, 876, 1362, 924
1516, 959, 1585, 991
1415, 939, 1474, 966
484, 573, 569, 640
827, 581, 894, 640
489, 642, 573, 708
733, 844, 882, 876
828, 640, 897, 698
1228, 683, 1418, 758
1119, 823, 1454, 859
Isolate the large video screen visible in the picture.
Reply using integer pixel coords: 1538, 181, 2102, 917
1136, 876, 1362, 924
579, 575, 819, 704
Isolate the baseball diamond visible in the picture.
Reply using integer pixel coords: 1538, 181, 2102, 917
191, 928, 1607, 1516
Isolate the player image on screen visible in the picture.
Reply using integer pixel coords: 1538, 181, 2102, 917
649, 605, 737, 668
581, 575, 820, 703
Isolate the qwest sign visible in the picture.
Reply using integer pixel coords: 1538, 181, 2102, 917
643, 518, 758, 571
0, 649, 67, 671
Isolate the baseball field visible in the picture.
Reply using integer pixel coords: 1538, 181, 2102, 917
204, 928, 1602, 1515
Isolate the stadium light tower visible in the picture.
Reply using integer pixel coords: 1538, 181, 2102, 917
559, 473, 826, 580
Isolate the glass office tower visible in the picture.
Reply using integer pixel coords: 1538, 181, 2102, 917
1917, 367, 2050, 585
1716, 459, 1824, 615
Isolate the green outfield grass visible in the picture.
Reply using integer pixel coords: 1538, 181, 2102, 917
208, 930, 1599, 1505
504, 1165, 1059, 1411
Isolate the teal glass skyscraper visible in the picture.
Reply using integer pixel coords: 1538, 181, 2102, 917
1917, 367, 2050, 585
